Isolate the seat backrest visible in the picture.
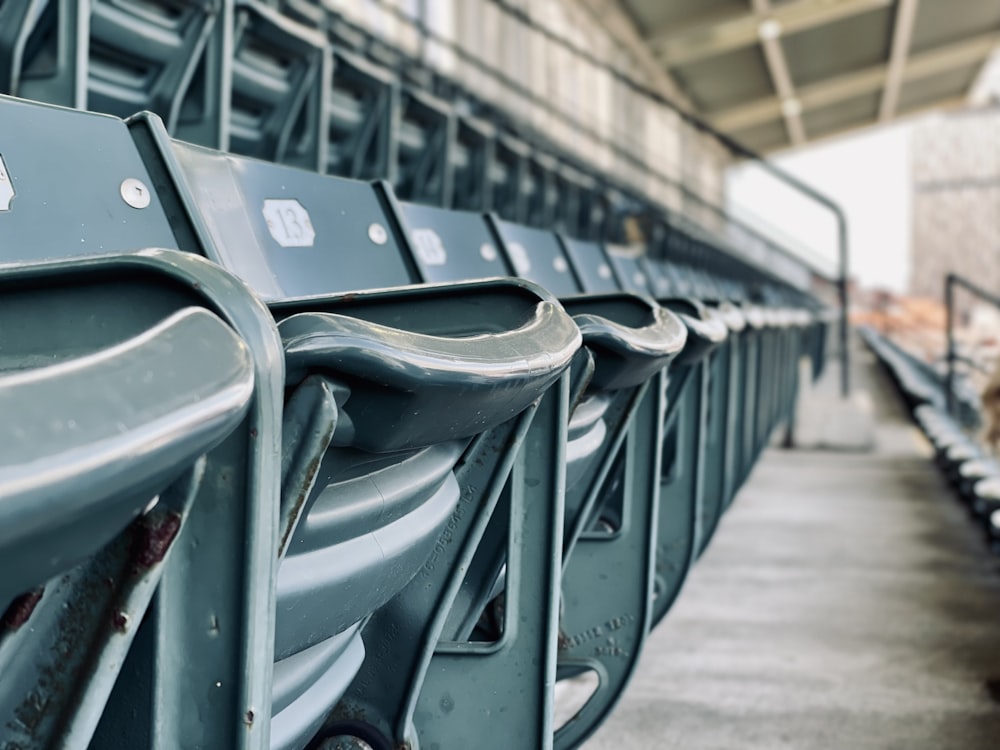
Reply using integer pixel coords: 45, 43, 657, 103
490, 134, 529, 222
559, 236, 621, 294
0, 0, 85, 107
159, 136, 417, 300
397, 200, 510, 283
605, 243, 655, 296
450, 114, 494, 212
0, 93, 180, 260
326, 48, 398, 180
228, 1, 328, 170
488, 216, 583, 297
395, 87, 454, 206
85, 0, 222, 128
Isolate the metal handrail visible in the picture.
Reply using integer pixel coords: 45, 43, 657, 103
945, 272, 1000, 415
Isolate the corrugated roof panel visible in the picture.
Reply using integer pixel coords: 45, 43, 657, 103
622, 0, 749, 34
802, 92, 880, 139
674, 44, 773, 112
783, 6, 893, 88
898, 63, 984, 114
911, 0, 1000, 55
730, 118, 788, 152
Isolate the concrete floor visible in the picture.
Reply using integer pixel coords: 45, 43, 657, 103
582, 347, 1000, 749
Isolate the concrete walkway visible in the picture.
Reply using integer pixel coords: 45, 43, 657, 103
583, 345, 1000, 749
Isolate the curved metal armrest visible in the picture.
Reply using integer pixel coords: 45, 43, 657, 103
741, 304, 768, 330
279, 289, 580, 452
658, 297, 728, 366
0, 308, 255, 602
707, 301, 747, 333
561, 293, 688, 391
780, 307, 813, 328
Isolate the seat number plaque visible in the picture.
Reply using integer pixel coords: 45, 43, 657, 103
262, 199, 315, 247
0, 154, 14, 211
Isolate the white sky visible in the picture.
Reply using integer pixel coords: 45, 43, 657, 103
726, 120, 915, 293
723, 50, 1000, 296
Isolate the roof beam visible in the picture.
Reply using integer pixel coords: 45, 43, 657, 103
752, 0, 806, 145
879, 0, 919, 121
760, 94, 968, 155
648, 0, 893, 67
710, 30, 1000, 132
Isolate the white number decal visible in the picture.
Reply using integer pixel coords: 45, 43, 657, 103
262, 199, 315, 247
0, 154, 14, 212
412, 228, 448, 266
508, 242, 531, 275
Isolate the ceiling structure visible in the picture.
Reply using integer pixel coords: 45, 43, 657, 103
613, 0, 1000, 152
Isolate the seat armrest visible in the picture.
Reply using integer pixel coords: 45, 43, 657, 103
279, 281, 580, 451
561, 293, 688, 390
0, 308, 254, 601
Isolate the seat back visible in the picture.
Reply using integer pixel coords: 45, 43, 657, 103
86, 0, 222, 130
489, 217, 584, 297
395, 87, 454, 206
228, 1, 328, 170
559, 236, 621, 294
490, 133, 529, 222
326, 48, 398, 180
0, 0, 86, 106
450, 114, 495, 212
605, 242, 655, 297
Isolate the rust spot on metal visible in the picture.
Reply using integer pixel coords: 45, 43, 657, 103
279, 456, 321, 555
1, 588, 44, 631
244, 709, 255, 726
557, 628, 572, 652
133, 511, 182, 569
111, 611, 129, 633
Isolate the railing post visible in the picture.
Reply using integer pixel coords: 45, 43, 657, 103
838, 211, 850, 397
945, 273, 956, 417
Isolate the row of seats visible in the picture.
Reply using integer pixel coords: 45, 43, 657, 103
860, 327, 998, 552
0, 0, 832, 291
859, 326, 980, 426
0, 0, 619, 236
0, 92, 827, 750
915, 406, 1000, 553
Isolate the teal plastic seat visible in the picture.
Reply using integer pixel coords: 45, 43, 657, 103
132, 115, 581, 750
392, 201, 688, 749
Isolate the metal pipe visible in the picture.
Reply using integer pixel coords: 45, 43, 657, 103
946, 272, 955, 416
944, 272, 1000, 417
